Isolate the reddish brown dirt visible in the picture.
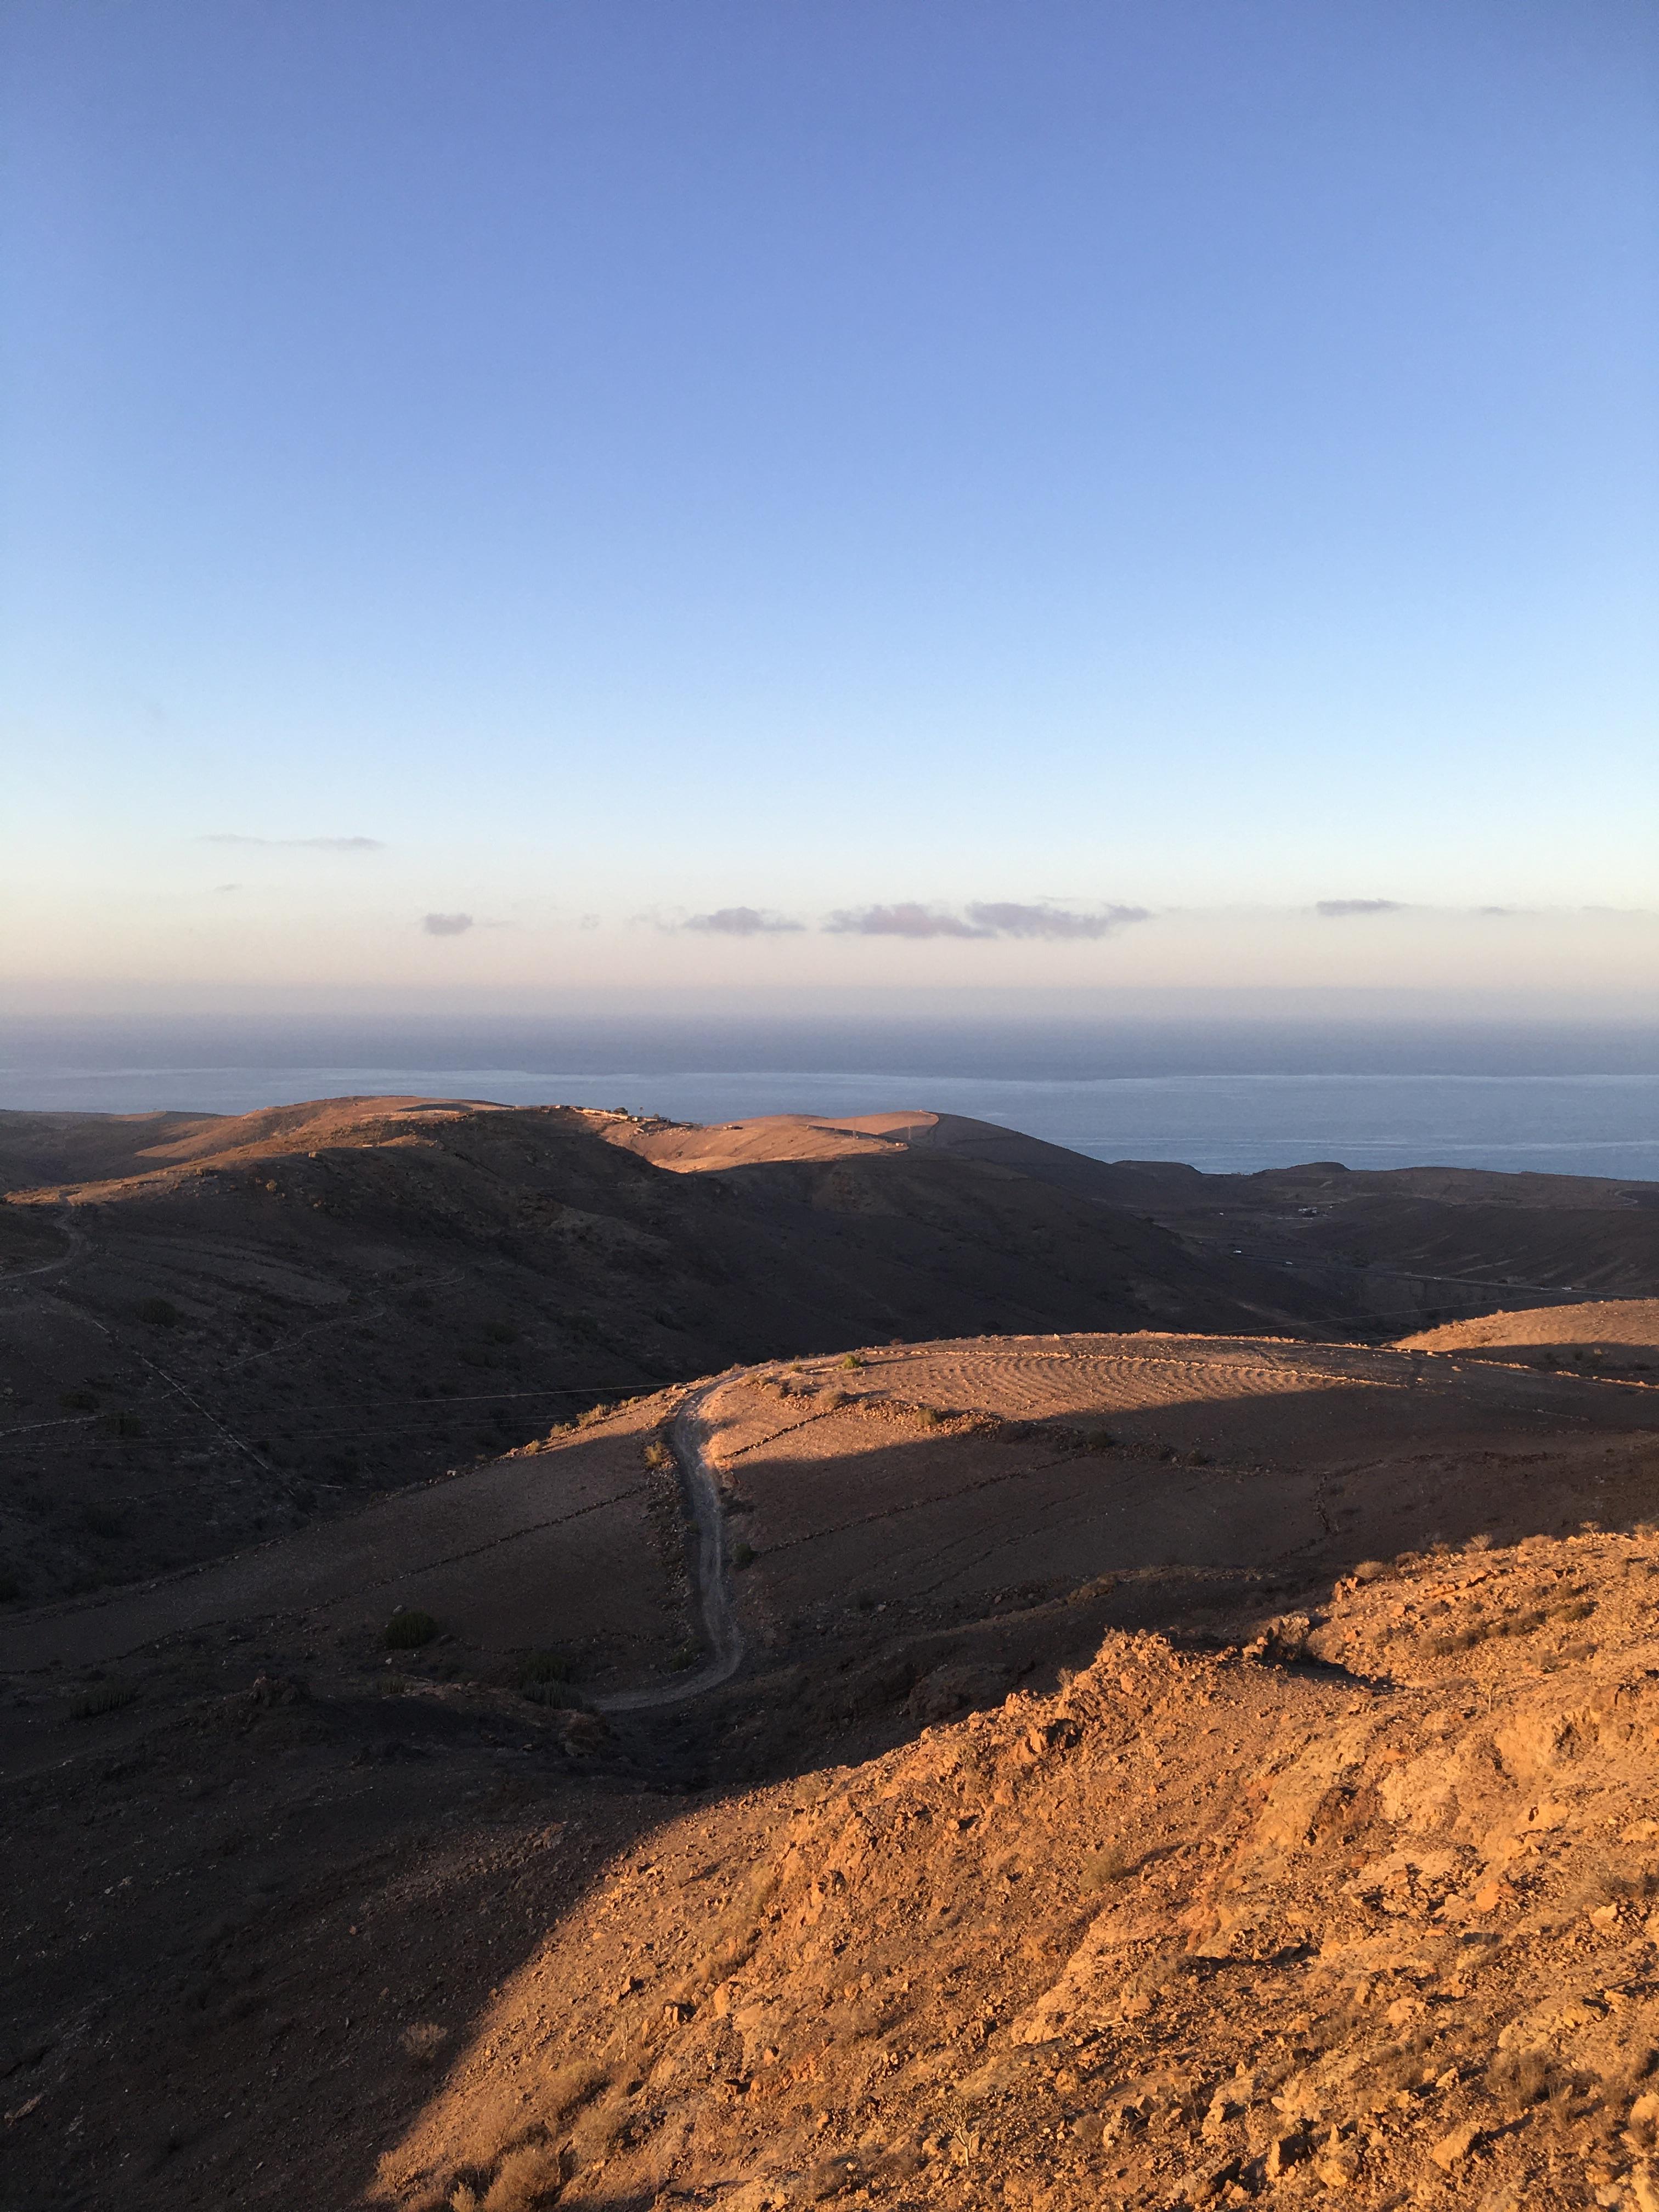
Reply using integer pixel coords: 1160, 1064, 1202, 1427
374, 1524, 1659, 2212
1400, 1298, 1659, 1378
705, 1335, 1659, 1628
7, 1312, 1659, 2210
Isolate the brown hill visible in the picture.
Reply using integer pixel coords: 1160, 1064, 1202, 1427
3, 1320, 1659, 2209
609, 1110, 1659, 1338
1399, 1297, 1659, 1379
0, 1102, 1321, 1604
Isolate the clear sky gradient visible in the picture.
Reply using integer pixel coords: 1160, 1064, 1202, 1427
3, 2, 1655, 1009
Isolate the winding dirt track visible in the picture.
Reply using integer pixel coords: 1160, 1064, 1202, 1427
592, 1373, 744, 1713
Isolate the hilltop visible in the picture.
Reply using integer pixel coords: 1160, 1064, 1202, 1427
1, 1097, 1653, 1605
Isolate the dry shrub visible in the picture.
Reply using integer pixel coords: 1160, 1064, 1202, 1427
1369, 2032, 1438, 2096
1581, 1863, 1659, 1911
1487, 2046, 1551, 2113
400, 2026, 449, 2070
401, 2021, 450, 2068
385, 1609, 441, 1650
481, 2143, 562, 2211
70, 1679, 137, 1721
540, 2059, 608, 2126
567, 2093, 629, 2168
1080, 1843, 1136, 1892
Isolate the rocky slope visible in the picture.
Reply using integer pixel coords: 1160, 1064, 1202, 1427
377, 1524, 1659, 2212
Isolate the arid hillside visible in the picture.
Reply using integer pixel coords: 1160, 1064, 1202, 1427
1400, 1298, 1659, 1379
608, 1109, 1659, 1338
5, 1313, 1659, 2209
0, 1099, 1309, 1604
379, 1523, 1659, 2212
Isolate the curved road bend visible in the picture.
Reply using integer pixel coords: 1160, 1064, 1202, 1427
594, 1371, 745, 1713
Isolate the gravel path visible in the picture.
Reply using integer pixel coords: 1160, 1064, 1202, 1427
594, 1373, 746, 1711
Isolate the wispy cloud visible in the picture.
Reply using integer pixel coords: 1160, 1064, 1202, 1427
1314, 898, 1404, 918
201, 834, 385, 851
682, 906, 805, 936
825, 903, 992, 939
824, 900, 1150, 940
965, 901, 1150, 940
422, 912, 473, 936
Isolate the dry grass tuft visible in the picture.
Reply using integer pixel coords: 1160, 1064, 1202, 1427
540, 2060, 608, 2126
1080, 1841, 1137, 1892
70, 1679, 137, 1721
400, 2021, 450, 2068
385, 1609, 441, 1650
479, 2142, 562, 2211
1487, 2046, 1551, 2113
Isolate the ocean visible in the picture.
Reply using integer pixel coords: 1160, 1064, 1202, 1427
3, 1014, 1657, 1180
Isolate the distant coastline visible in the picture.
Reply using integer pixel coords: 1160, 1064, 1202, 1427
3, 1015, 1657, 1180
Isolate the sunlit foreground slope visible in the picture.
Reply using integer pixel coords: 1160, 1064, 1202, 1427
373, 1328, 1659, 2212
379, 1522, 1659, 2212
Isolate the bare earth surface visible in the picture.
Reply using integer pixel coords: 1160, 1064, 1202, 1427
4, 1307, 1659, 2210
1400, 1299, 1659, 1375
4, 1098, 1659, 2212
377, 1522, 1659, 2212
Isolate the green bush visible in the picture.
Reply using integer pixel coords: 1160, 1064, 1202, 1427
0, 1571, 21, 1603
483, 1321, 518, 1345
59, 1389, 98, 1412
384, 1609, 440, 1650
732, 1539, 756, 1570
136, 1297, 180, 1327
520, 1650, 572, 1684
840, 1353, 865, 1371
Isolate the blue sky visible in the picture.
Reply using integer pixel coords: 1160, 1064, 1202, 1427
2, 1, 1655, 1007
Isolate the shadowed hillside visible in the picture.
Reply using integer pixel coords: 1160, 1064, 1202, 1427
0, 1101, 1303, 1602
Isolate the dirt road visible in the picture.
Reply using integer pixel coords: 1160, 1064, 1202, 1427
593, 1373, 745, 1712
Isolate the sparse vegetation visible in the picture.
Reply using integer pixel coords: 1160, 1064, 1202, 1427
70, 1679, 137, 1720
732, 1539, 756, 1570
840, 1352, 865, 1370
399, 2021, 449, 2068
136, 1296, 180, 1326
383, 1608, 440, 1649
1079, 1841, 1137, 1891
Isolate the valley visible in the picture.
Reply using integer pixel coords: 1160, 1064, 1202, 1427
3, 1099, 1659, 2210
